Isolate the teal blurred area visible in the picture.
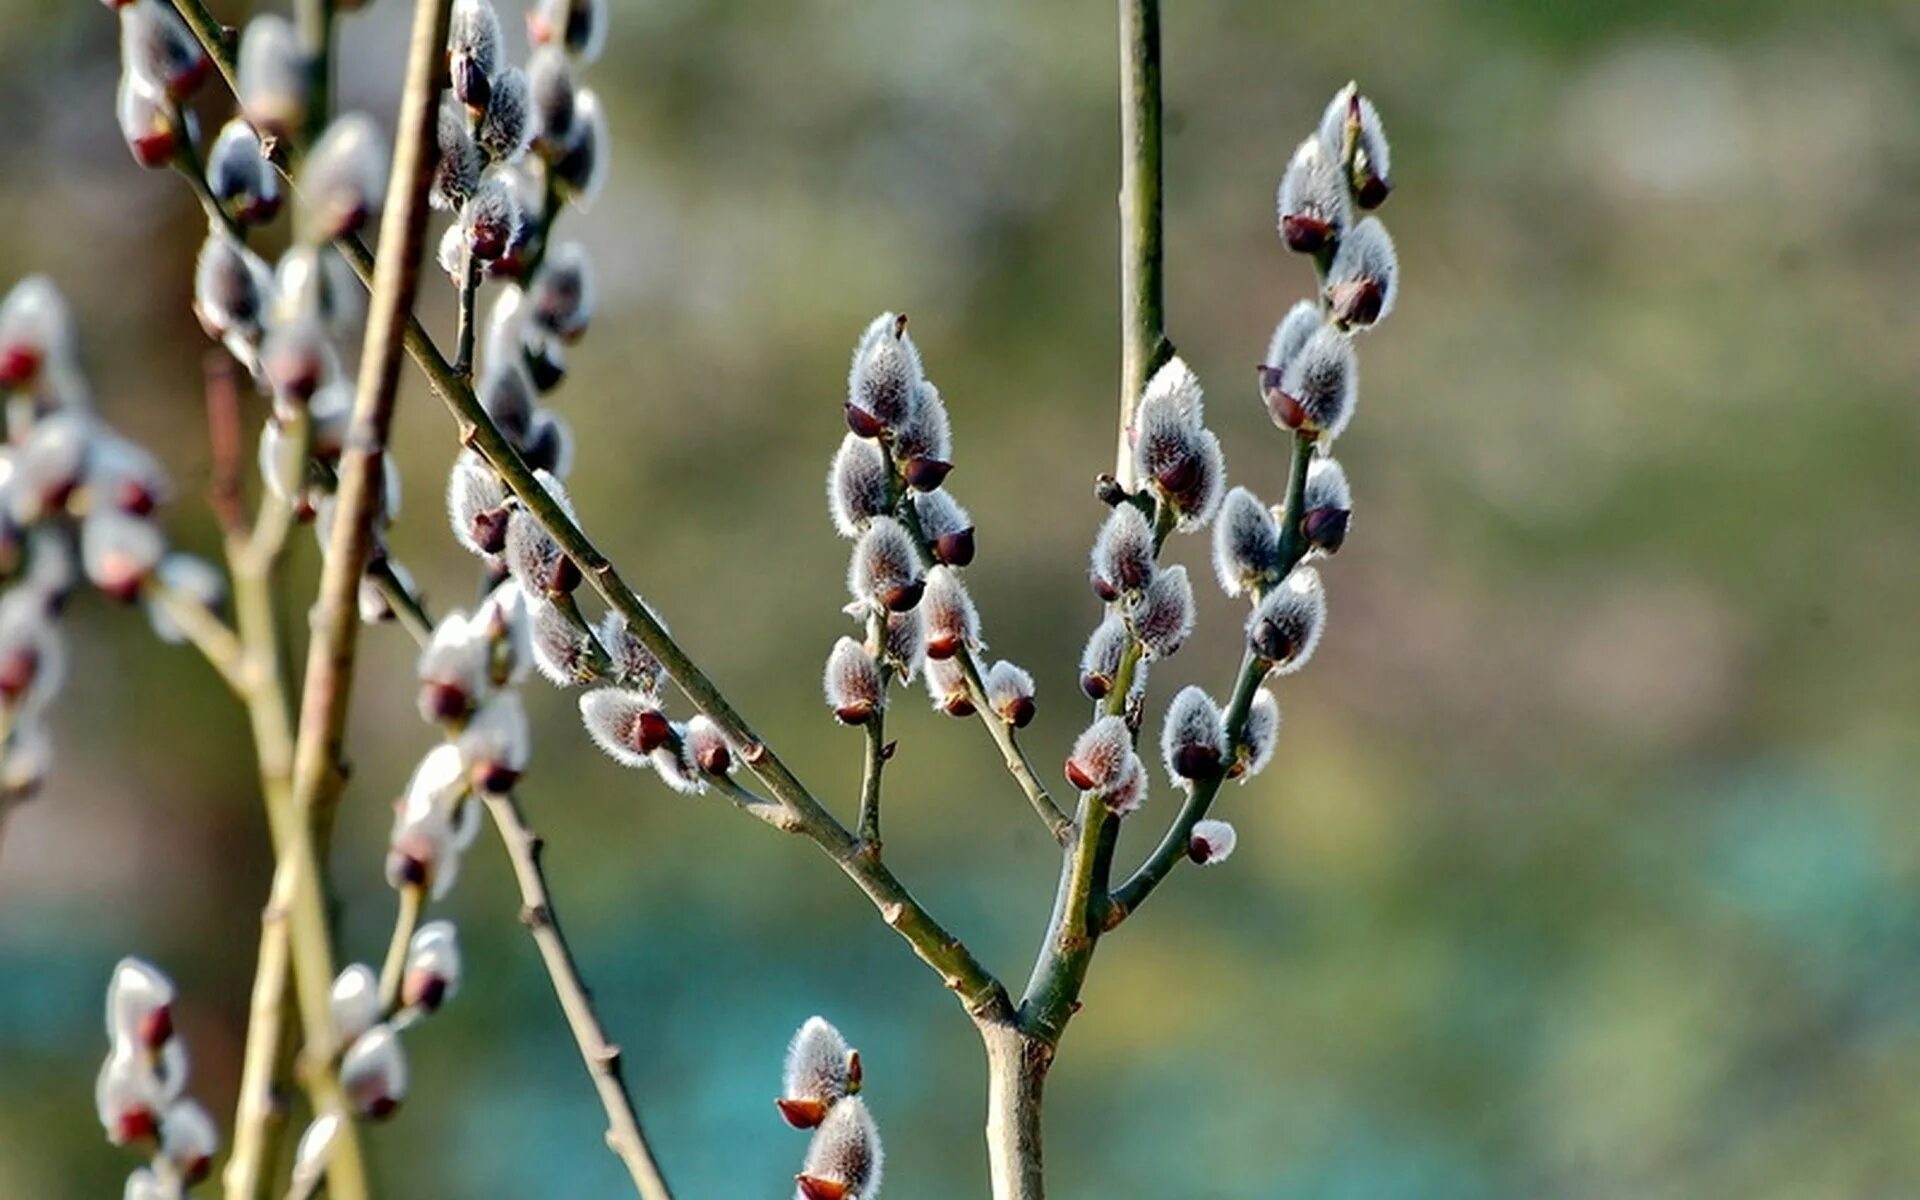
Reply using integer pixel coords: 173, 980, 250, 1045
3, 0, 1920, 1195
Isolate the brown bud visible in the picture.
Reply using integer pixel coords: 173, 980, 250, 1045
136, 1005, 174, 1050
1281, 213, 1332, 253
419, 680, 471, 724
880, 579, 924, 613
843, 402, 887, 440
1302, 507, 1350, 554
940, 692, 976, 718
1006, 696, 1036, 729
834, 701, 876, 726
795, 1177, 850, 1200
1080, 671, 1112, 701
633, 708, 672, 754
403, 969, 448, 1013
470, 761, 522, 796
470, 507, 510, 555
776, 1098, 828, 1129
1259, 366, 1306, 430
693, 738, 731, 776
902, 457, 952, 491
932, 528, 975, 567
1327, 278, 1384, 327
1172, 744, 1222, 780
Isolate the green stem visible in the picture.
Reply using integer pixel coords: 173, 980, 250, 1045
378, 882, 426, 1013
856, 608, 890, 852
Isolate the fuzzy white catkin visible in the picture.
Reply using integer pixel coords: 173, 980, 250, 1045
1304, 455, 1351, 513
237, 15, 308, 137
329, 964, 381, 1046
1246, 565, 1326, 674
1103, 750, 1148, 815
580, 687, 665, 768
923, 654, 970, 715
1067, 715, 1132, 791
105, 957, 174, 1044
118, 0, 208, 100
799, 1096, 884, 1200
1277, 135, 1351, 250
340, 1025, 407, 1118
1239, 688, 1280, 779
405, 920, 463, 1009
847, 517, 923, 613
1318, 82, 1392, 204
828, 434, 891, 538
823, 637, 883, 724
529, 242, 595, 341
912, 489, 974, 566
432, 92, 483, 211
983, 660, 1035, 726
554, 87, 607, 208
301, 114, 389, 241
1090, 503, 1155, 598
919, 566, 978, 659
783, 1016, 857, 1110
529, 46, 577, 151
478, 66, 535, 161
893, 379, 952, 466
1189, 818, 1238, 865
847, 313, 923, 432
530, 598, 596, 686
1078, 611, 1128, 700
1134, 564, 1195, 659
1161, 686, 1226, 783
0, 276, 76, 374
533, 0, 609, 63
1325, 216, 1400, 329
883, 610, 924, 683
1281, 325, 1357, 441
458, 691, 531, 790
1265, 301, 1320, 377
1212, 486, 1278, 599
596, 607, 665, 690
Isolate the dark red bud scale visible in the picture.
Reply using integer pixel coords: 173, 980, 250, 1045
844, 402, 887, 440
902, 457, 952, 491
1327, 279, 1384, 327
880, 579, 924, 613
136, 1005, 174, 1050
114, 1108, 159, 1146
1357, 175, 1393, 210
115, 479, 158, 517
1006, 696, 1037, 729
1259, 366, 1307, 430
0, 346, 42, 387
694, 739, 731, 775
776, 1098, 828, 1129
1187, 834, 1215, 864
834, 702, 876, 726
631, 708, 672, 754
932, 529, 975, 567
471, 761, 521, 795
1173, 744, 1222, 780
404, 970, 448, 1012
1080, 671, 1112, 701
1065, 759, 1097, 792
470, 507, 510, 554
96, 554, 149, 603
1281, 214, 1332, 253
0, 647, 38, 700
1303, 507, 1350, 553
419, 681, 471, 723
364, 1096, 400, 1121
1090, 575, 1120, 603
940, 693, 976, 718
795, 1176, 850, 1200
924, 631, 962, 661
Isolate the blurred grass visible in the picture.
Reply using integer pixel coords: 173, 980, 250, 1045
2, 0, 1918, 1196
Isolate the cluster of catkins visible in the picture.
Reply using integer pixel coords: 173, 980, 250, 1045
94, 960, 220, 1199
0, 278, 224, 812
321, 919, 464, 1129
433, 2, 741, 797
822, 314, 1039, 732
434, 0, 608, 289
111, 0, 425, 623
776, 1016, 885, 1200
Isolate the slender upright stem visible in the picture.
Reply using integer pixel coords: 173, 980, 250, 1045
453, 248, 481, 378
856, 610, 890, 851
378, 882, 426, 1012
1114, 0, 1165, 489
296, 0, 335, 145
483, 793, 676, 1200
288, 0, 451, 845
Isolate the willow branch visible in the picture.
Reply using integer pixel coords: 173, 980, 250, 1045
172, 0, 1008, 1025
1018, 0, 1166, 1046
288, 0, 451, 845
856, 608, 890, 850
378, 882, 426, 1012
954, 650, 1072, 844
1110, 429, 1314, 919
483, 792, 676, 1200
166, 0, 238, 95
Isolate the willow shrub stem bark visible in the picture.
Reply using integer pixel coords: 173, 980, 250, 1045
483, 793, 677, 1200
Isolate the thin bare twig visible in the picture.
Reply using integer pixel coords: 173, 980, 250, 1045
483, 792, 676, 1200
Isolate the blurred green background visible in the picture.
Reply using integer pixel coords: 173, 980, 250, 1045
4, 0, 1920, 1195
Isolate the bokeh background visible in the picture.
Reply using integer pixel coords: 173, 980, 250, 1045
4, 0, 1920, 1196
